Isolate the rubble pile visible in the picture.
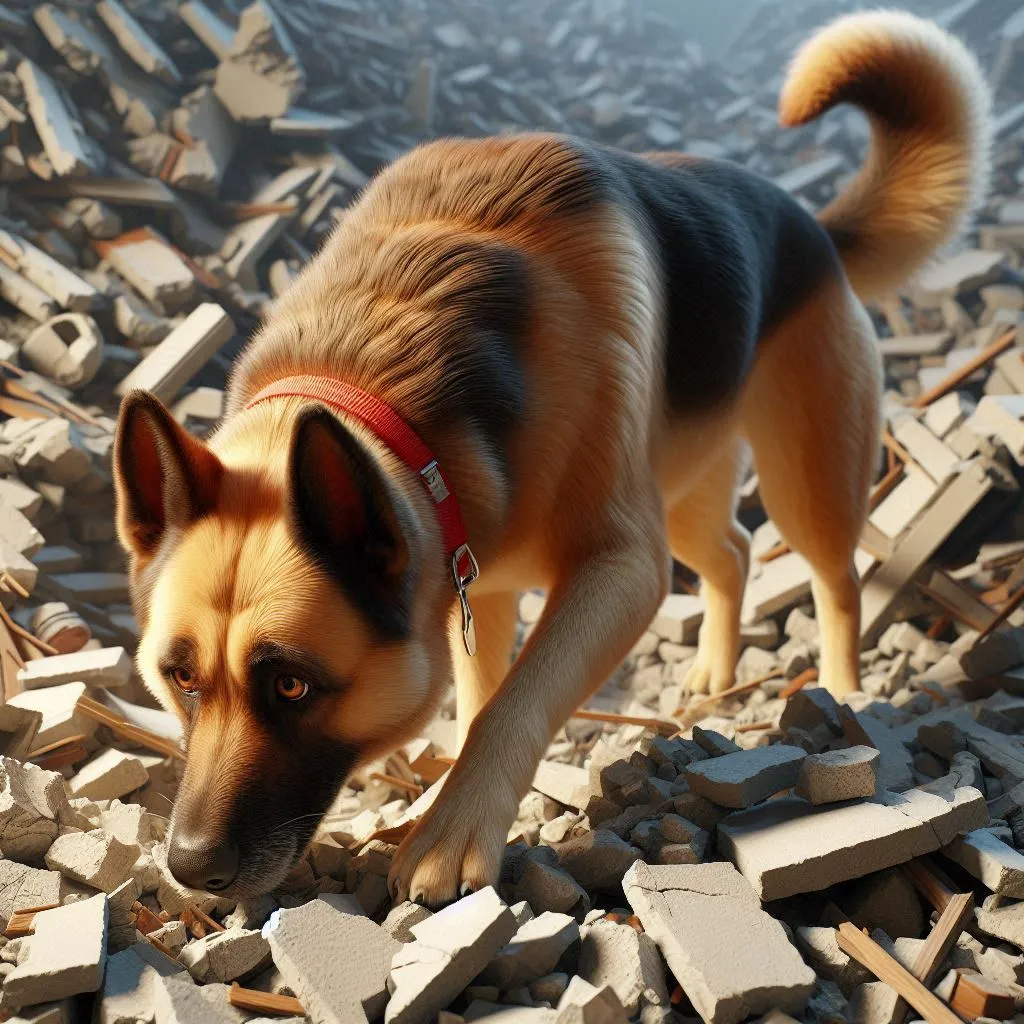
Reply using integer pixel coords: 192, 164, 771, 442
0, 0, 1018, 1022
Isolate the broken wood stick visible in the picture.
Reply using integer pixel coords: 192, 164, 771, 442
673, 671, 785, 720
229, 984, 306, 1017
571, 708, 677, 736
4, 903, 59, 938
949, 970, 1017, 1022
912, 327, 1017, 408
893, 891, 974, 1024
779, 667, 819, 700
76, 695, 185, 761
836, 922, 962, 1024
976, 584, 1024, 640
369, 772, 423, 799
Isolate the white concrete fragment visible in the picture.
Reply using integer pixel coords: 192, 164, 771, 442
624, 862, 815, 1024
0, 757, 68, 862
685, 745, 806, 809
97, 0, 181, 84
44, 829, 139, 893
578, 919, 669, 1015
96, 942, 185, 1024
17, 646, 131, 691
718, 786, 987, 901
21, 314, 103, 389
266, 893, 400, 1024
1, 894, 107, 1009
943, 827, 1024, 898
386, 887, 518, 1024
795, 747, 880, 805
69, 748, 149, 801
107, 238, 196, 309
480, 911, 579, 990
8, 684, 92, 750
115, 303, 235, 404
180, 927, 270, 983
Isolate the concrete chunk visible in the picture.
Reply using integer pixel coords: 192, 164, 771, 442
795, 747, 880, 805
578, 919, 669, 1015
533, 761, 589, 809
97, 0, 181, 84
266, 893, 400, 1023
386, 887, 518, 1024
553, 829, 641, 890
114, 303, 234, 404
623, 862, 815, 1024
21, 313, 103, 390
685, 745, 806, 809
70, 749, 149, 801
480, 911, 579, 990
1, 894, 107, 1009
555, 976, 628, 1023
152, 971, 237, 1024
96, 942, 184, 1024
15, 60, 98, 177
9, 683, 91, 749
107, 237, 196, 309
718, 786, 987, 901
45, 829, 139, 893
0, 861, 62, 925
0, 757, 68, 862
180, 927, 270, 983
17, 646, 131, 691
944, 827, 1024, 898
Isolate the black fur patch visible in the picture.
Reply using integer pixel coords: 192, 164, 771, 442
578, 144, 842, 415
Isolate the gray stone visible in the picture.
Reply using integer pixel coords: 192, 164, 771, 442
685, 745, 806, 809
795, 747, 880, 805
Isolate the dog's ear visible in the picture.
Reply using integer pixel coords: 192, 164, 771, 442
113, 390, 224, 559
288, 406, 413, 638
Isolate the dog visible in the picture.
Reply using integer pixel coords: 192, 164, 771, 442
113, 10, 991, 907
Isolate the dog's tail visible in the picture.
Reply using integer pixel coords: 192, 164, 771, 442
779, 10, 991, 302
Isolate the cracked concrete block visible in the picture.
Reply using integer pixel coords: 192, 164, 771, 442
21, 314, 103, 389
45, 829, 140, 893
383, 901, 433, 943
779, 689, 843, 737
180, 927, 270, 983
976, 896, 1024, 949
1, 894, 107, 1010
624, 862, 814, 1024
512, 849, 589, 915
795, 926, 870, 996
0, 861, 62, 925
17, 646, 132, 691
555, 975, 628, 1023
0, 757, 69, 861
69, 748, 149, 801
266, 893, 400, 1024
578, 919, 670, 1015
0, 706, 41, 765
386, 887, 518, 1024
96, 941, 185, 1024
480, 911, 579, 990
152, 971, 237, 1024
685, 745, 806, 809
718, 786, 987, 901
944, 827, 1024, 898
553, 830, 641, 891
795, 747, 880, 805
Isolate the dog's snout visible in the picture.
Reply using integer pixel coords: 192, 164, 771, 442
167, 832, 240, 892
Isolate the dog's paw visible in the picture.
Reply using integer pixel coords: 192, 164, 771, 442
682, 655, 734, 696
387, 781, 517, 909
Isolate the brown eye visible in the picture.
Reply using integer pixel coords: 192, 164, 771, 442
171, 667, 197, 694
275, 676, 309, 702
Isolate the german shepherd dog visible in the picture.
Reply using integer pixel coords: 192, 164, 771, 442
114, 11, 990, 905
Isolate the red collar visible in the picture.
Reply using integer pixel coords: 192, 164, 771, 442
245, 375, 479, 654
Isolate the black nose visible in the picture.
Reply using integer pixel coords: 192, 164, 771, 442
167, 833, 239, 892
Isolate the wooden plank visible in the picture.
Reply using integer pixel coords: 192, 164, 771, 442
228, 983, 305, 1017
837, 922, 963, 1024
950, 971, 1016, 1021
912, 328, 1017, 408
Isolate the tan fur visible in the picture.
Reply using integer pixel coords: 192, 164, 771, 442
114, 12, 991, 906
780, 8, 991, 300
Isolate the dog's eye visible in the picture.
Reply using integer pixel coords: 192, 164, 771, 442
275, 676, 309, 702
171, 667, 198, 695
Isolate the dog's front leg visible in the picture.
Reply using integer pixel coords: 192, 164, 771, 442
388, 509, 669, 907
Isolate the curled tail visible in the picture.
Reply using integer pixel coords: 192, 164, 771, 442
780, 10, 992, 302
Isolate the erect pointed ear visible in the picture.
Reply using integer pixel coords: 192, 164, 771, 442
113, 390, 224, 559
289, 406, 414, 639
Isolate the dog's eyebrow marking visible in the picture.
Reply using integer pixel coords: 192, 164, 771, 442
158, 635, 198, 675
246, 640, 349, 695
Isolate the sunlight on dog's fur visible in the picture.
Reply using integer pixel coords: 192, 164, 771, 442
114, 10, 992, 906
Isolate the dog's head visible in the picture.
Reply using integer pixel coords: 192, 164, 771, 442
113, 390, 448, 898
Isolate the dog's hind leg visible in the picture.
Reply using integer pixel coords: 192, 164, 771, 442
666, 437, 750, 695
741, 282, 881, 697
452, 590, 519, 753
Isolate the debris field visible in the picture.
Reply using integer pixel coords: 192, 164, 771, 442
0, 0, 1021, 1023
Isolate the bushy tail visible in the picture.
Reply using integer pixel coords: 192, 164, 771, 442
779, 9, 992, 302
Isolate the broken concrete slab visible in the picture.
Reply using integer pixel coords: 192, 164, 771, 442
386, 887, 518, 1024
114, 302, 234, 403
265, 893, 400, 1024
1, 894, 107, 1010
180, 927, 270, 984
684, 745, 806, 809
943, 827, 1024, 898
17, 646, 132, 691
553, 830, 641, 891
623, 861, 815, 1024
480, 911, 580, 990
96, 942, 185, 1024
96, 0, 182, 85
795, 746, 880, 805
0, 757, 68, 862
577, 918, 669, 1015
0, 861, 62, 925
44, 828, 139, 893
717, 786, 987, 901
555, 975, 628, 1023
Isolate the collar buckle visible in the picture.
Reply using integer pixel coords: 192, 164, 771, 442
452, 543, 479, 656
